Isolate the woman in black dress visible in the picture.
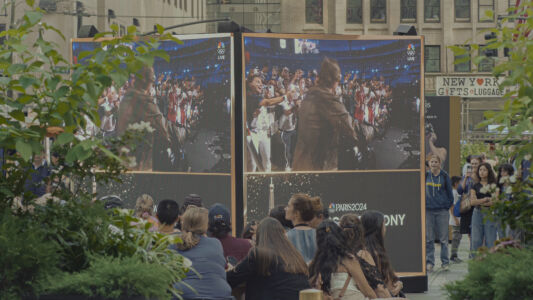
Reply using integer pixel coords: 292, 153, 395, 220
340, 214, 395, 298
361, 211, 404, 298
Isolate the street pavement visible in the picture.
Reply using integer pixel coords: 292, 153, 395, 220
406, 237, 470, 299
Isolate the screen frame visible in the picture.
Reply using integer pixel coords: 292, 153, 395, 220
71, 33, 237, 235
241, 32, 426, 276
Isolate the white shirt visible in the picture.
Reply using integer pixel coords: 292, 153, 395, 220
449, 189, 461, 226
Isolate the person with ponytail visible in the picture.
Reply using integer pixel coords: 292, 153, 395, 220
361, 211, 404, 298
173, 206, 232, 300
309, 196, 326, 228
309, 220, 377, 300
227, 217, 310, 300
340, 214, 396, 298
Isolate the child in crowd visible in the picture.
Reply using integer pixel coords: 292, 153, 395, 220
449, 176, 463, 263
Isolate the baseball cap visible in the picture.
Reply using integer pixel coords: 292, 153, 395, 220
208, 203, 231, 226
100, 195, 123, 210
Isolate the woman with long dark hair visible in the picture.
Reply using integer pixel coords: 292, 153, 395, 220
361, 211, 404, 297
470, 162, 500, 252
227, 217, 310, 300
340, 214, 394, 298
309, 220, 377, 299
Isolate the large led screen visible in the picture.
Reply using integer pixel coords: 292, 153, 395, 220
242, 34, 424, 274
71, 34, 234, 213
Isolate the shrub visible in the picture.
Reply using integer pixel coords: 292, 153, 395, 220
41, 255, 177, 300
445, 248, 533, 300
0, 212, 60, 299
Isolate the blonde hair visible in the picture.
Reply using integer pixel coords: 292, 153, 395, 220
134, 194, 154, 218
177, 206, 208, 250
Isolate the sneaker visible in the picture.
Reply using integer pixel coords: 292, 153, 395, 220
426, 263, 434, 273
451, 256, 463, 264
442, 264, 450, 271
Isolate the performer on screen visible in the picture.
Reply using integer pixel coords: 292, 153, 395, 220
116, 67, 172, 171
292, 57, 359, 171
246, 74, 291, 172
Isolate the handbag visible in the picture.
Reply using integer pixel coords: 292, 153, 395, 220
311, 272, 352, 300
459, 194, 472, 213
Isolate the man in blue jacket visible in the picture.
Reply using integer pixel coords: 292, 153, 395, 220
426, 154, 454, 272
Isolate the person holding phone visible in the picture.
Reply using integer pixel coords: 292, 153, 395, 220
457, 156, 481, 241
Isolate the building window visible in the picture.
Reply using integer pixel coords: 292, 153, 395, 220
424, 45, 440, 73
508, 0, 517, 9
0, 24, 5, 44
347, 0, 363, 24
175, 0, 177, 7
371, 0, 387, 23
305, 0, 323, 24
192, 0, 194, 16
454, 45, 471, 72
478, 0, 494, 22
424, 0, 440, 22
455, 0, 470, 21
401, 0, 417, 22
184, 0, 187, 11
179, 0, 182, 9
478, 45, 495, 72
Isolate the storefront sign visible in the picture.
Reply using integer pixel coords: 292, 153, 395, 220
436, 76, 503, 97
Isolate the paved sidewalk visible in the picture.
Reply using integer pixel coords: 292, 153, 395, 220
406, 237, 470, 299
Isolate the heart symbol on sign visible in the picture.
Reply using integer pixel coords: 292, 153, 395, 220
477, 78, 484, 85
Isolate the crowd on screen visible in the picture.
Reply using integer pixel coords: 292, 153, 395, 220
246, 64, 394, 172
92, 74, 210, 140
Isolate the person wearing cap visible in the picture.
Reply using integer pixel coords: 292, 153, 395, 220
209, 203, 252, 263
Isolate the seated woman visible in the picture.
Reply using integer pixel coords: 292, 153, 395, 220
227, 217, 310, 300
361, 211, 404, 298
172, 206, 232, 300
285, 193, 317, 263
340, 214, 397, 298
309, 220, 377, 300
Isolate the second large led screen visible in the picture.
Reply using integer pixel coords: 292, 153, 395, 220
243, 36, 421, 172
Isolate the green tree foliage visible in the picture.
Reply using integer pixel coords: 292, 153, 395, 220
450, 1, 533, 237
0, 1, 188, 299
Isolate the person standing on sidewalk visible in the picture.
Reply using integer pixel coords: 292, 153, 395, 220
425, 154, 454, 272
449, 176, 463, 263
